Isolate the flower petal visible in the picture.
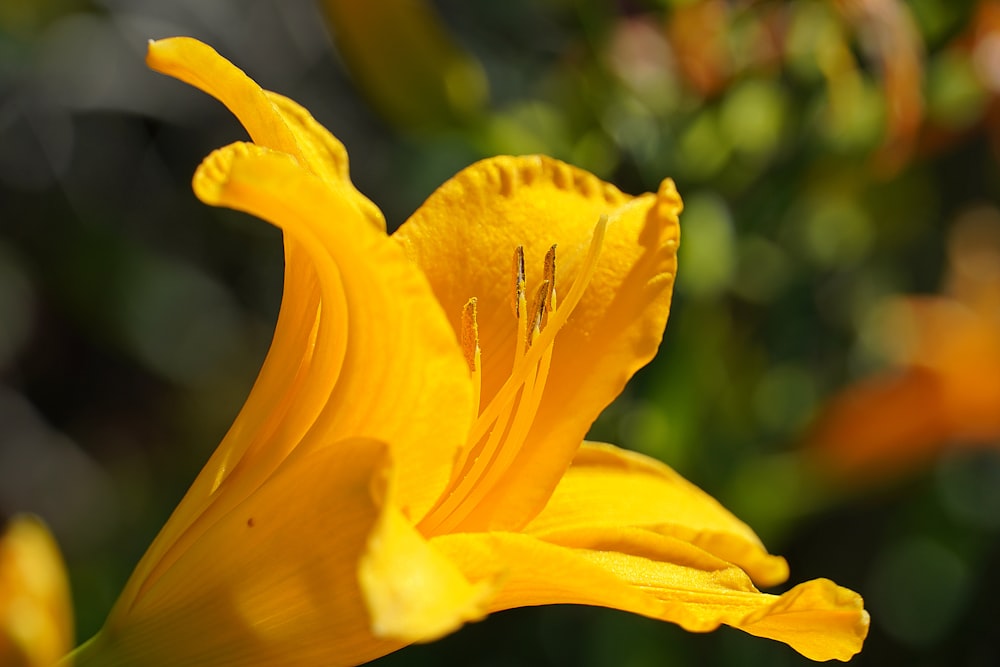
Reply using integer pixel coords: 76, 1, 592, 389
123, 38, 392, 613
394, 156, 682, 529
360, 505, 493, 643
83, 439, 405, 667
191, 142, 473, 519
146, 36, 383, 229
116, 223, 333, 615
524, 441, 789, 587
431, 531, 868, 662
114, 142, 474, 620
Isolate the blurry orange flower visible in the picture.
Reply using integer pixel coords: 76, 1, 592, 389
809, 206, 1000, 481
0, 515, 73, 667
68, 37, 867, 666
667, 0, 735, 97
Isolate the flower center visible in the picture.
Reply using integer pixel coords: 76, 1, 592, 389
418, 216, 608, 536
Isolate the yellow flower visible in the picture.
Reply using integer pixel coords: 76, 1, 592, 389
72, 37, 868, 666
0, 515, 74, 667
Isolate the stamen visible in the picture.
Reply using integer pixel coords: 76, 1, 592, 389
528, 215, 606, 355
543, 244, 557, 312
512, 246, 528, 366
460, 215, 608, 450
528, 279, 550, 347
455, 341, 554, 523
510, 246, 525, 318
418, 216, 608, 537
460, 298, 482, 417
419, 383, 522, 533
426, 339, 555, 535
460, 298, 480, 373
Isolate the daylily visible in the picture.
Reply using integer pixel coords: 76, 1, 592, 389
69, 37, 867, 666
0, 515, 73, 667
809, 208, 1000, 481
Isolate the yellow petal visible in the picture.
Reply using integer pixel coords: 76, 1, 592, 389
263, 91, 385, 229
116, 240, 331, 615
124, 38, 391, 612
736, 578, 871, 663
113, 142, 474, 624
191, 142, 473, 519
81, 439, 405, 667
0, 516, 73, 667
525, 441, 789, 587
395, 155, 681, 530
146, 36, 383, 229
360, 505, 493, 643
431, 531, 868, 662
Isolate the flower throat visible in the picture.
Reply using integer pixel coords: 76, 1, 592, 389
418, 216, 608, 536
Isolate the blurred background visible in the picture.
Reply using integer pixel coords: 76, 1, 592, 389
2, 0, 1000, 665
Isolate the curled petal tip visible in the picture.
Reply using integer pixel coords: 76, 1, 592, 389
655, 178, 684, 221
191, 141, 291, 207
740, 578, 869, 662
192, 144, 241, 206
657, 177, 681, 202
145, 36, 188, 70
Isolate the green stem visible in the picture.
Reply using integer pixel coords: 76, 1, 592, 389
58, 634, 96, 666
59, 631, 122, 667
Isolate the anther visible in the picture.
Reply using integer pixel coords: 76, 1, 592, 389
460, 297, 480, 373
527, 279, 550, 349
510, 246, 525, 318
543, 244, 557, 312
417, 219, 607, 536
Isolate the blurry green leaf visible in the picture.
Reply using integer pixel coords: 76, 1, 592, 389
752, 364, 818, 435
936, 451, 1000, 530
0, 0, 86, 37
720, 78, 788, 158
114, 254, 246, 386
569, 129, 618, 178
676, 192, 735, 298
909, 0, 976, 45
603, 96, 663, 171
869, 537, 970, 647
794, 196, 873, 268
819, 77, 886, 154
481, 100, 571, 158
722, 454, 816, 542
677, 111, 731, 181
321, 0, 489, 133
785, 1, 843, 84
926, 50, 987, 130
732, 235, 791, 304
619, 400, 685, 471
